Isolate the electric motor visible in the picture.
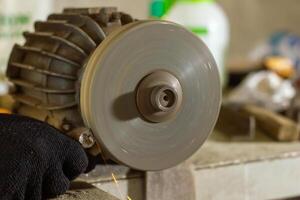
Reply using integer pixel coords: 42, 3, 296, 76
6, 7, 221, 171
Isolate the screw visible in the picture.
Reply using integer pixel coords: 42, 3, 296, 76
79, 130, 96, 149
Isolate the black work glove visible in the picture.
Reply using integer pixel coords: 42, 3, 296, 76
0, 114, 88, 200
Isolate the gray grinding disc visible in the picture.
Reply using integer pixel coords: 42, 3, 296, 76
80, 20, 221, 171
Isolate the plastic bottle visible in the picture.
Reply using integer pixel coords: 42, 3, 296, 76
151, 0, 230, 86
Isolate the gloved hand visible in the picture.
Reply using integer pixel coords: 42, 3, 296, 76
0, 114, 88, 200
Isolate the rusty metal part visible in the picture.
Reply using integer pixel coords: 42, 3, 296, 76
6, 7, 134, 131
6, 8, 221, 171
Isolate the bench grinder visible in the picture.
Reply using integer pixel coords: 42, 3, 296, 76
6, 7, 221, 171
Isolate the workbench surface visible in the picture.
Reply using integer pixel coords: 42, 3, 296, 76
56, 130, 300, 199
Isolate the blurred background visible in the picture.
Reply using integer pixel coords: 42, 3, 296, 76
1, 1, 300, 199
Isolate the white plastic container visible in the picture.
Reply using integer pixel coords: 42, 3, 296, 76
0, 0, 53, 75
151, 0, 230, 85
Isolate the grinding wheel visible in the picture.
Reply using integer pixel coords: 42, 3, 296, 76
6, 8, 221, 171
81, 20, 221, 170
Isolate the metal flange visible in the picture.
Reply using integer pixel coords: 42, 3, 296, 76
136, 70, 183, 123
